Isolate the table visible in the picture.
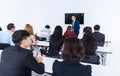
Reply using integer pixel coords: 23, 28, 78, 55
42, 56, 113, 76
34, 41, 113, 66
96, 46, 112, 66
37, 41, 49, 47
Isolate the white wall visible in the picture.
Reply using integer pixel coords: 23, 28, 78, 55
0, 0, 120, 42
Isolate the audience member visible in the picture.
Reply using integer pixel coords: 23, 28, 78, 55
0, 23, 15, 46
71, 15, 80, 37
64, 26, 76, 38
39, 25, 51, 41
25, 24, 37, 45
0, 27, 2, 31
82, 26, 97, 55
52, 37, 91, 76
0, 30, 44, 76
93, 24, 105, 46
47, 25, 64, 57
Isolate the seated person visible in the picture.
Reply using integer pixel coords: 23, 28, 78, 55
93, 24, 105, 46
0, 23, 15, 46
46, 25, 64, 57
64, 26, 76, 38
25, 24, 38, 45
39, 25, 51, 41
82, 26, 97, 55
52, 37, 91, 76
0, 30, 44, 76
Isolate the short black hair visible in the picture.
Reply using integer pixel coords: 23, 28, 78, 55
12, 30, 30, 45
45, 25, 50, 29
7, 23, 15, 30
94, 24, 100, 30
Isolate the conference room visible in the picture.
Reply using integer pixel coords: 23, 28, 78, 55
0, 0, 120, 76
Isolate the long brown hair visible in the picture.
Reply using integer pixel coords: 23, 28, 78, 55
25, 24, 34, 35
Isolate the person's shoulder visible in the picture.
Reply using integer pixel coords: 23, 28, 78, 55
53, 60, 60, 64
80, 64, 91, 70
84, 64, 91, 69
53, 60, 62, 66
100, 32, 105, 36
3, 46, 13, 51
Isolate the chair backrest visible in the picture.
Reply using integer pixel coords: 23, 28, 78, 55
82, 54, 100, 64
0, 43, 10, 50
36, 36, 47, 41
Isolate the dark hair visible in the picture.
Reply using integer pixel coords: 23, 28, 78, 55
83, 26, 97, 52
12, 30, 30, 45
7, 23, 15, 30
51, 25, 63, 40
62, 37, 85, 62
45, 25, 50, 29
94, 24, 100, 30
66, 26, 72, 32
0, 27, 2, 31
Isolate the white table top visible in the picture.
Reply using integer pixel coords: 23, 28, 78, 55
36, 41, 113, 54
42, 56, 113, 76
37, 41, 49, 47
96, 46, 112, 54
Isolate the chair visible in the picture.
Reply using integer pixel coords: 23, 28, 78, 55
0, 43, 10, 50
82, 54, 100, 64
36, 36, 47, 41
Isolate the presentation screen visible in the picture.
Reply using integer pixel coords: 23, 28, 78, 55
65, 13, 84, 24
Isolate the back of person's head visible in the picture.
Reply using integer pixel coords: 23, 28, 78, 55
94, 24, 100, 30
12, 30, 30, 46
0, 27, 2, 31
7, 23, 15, 31
66, 26, 72, 32
45, 25, 50, 29
52, 25, 63, 38
25, 24, 34, 35
83, 26, 97, 51
83, 26, 92, 33
62, 37, 85, 62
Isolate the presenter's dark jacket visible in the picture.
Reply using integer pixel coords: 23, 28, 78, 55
0, 45, 44, 76
93, 32, 105, 46
52, 60, 91, 76
72, 20, 80, 36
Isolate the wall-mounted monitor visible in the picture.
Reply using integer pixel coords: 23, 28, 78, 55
65, 13, 84, 24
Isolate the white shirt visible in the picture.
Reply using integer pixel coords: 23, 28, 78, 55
0, 30, 14, 46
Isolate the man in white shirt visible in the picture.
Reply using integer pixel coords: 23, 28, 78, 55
39, 25, 51, 41
0, 23, 15, 46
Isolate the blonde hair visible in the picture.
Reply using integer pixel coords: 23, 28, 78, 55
25, 24, 34, 35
